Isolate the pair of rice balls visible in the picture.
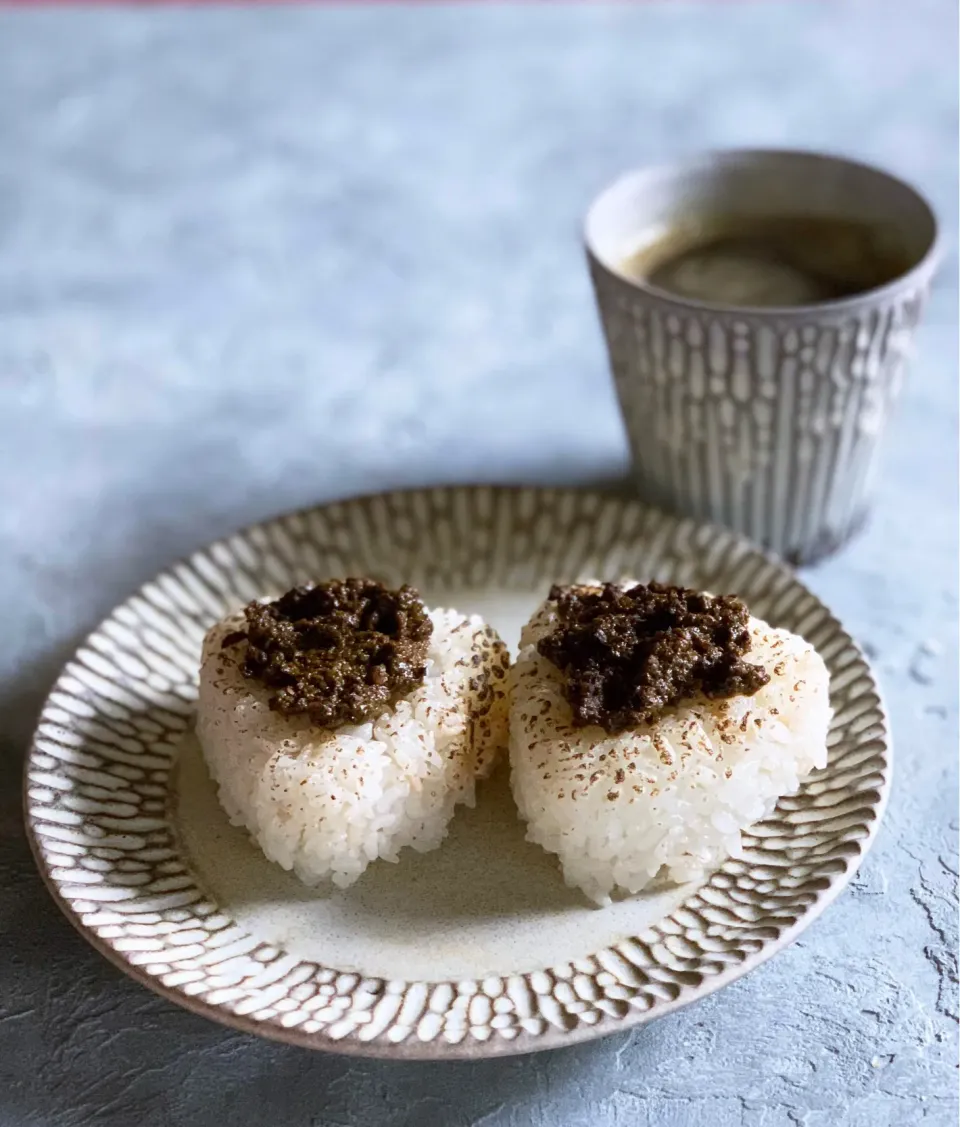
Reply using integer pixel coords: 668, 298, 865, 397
197, 577, 830, 904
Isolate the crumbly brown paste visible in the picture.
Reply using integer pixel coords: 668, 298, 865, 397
221, 579, 433, 727
537, 582, 770, 734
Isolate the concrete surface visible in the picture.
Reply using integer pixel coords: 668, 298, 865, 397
0, 2, 956, 1125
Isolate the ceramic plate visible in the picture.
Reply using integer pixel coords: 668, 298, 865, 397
25, 487, 890, 1059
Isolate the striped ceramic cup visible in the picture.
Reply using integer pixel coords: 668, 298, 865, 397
585, 150, 940, 565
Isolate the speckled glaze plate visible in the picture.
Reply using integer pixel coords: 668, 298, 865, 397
25, 487, 890, 1059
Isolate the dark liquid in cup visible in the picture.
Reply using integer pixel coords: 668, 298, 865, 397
620, 214, 914, 307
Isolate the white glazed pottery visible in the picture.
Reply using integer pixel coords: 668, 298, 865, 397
25, 487, 890, 1059
586, 149, 940, 564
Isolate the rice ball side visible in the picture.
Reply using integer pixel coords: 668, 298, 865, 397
509, 586, 832, 905
197, 607, 510, 888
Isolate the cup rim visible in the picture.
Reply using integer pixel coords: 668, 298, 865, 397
583, 147, 942, 317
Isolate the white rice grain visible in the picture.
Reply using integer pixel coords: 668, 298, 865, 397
509, 588, 832, 904
197, 607, 509, 888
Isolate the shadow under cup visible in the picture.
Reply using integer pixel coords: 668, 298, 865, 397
585, 149, 940, 565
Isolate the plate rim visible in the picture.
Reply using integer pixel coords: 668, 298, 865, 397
23, 483, 892, 1060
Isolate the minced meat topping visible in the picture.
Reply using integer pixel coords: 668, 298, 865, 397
222, 579, 433, 727
536, 582, 770, 734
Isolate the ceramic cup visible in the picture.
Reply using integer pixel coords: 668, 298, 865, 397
585, 149, 940, 564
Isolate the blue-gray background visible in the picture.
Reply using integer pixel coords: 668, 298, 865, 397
0, 2, 956, 1125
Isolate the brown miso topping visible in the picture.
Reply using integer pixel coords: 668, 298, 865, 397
537, 582, 770, 734
222, 579, 433, 727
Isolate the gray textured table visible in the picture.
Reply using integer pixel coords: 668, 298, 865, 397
1, 3, 956, 1125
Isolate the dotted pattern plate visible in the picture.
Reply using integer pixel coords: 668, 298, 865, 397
24, 487, 890, 1059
